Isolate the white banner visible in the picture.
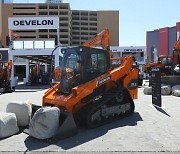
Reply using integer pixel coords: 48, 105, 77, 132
8, 17, 59, 30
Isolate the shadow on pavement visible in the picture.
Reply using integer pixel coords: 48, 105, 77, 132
24, 112, 143, 151
153, 105, 170, 117
24, 136, 49, 151
14, 84, 49, 92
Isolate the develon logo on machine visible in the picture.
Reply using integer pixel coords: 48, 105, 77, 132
97, 76, 111, 86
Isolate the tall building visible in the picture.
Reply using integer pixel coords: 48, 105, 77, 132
0, 3, 119, 47
71, 10, 119, 46
146, 22, 180, 62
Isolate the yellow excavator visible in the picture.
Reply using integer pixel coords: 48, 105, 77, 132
31, 29, 139, 140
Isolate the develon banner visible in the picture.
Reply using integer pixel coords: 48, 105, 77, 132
8, 17, 59, 30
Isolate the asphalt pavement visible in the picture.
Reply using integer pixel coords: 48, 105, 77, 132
0, 81, 180, 153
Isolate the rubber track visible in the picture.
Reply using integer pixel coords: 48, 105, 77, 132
77, 87, 135, 128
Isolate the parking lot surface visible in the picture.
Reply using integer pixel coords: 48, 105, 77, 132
0, 82, 180, 153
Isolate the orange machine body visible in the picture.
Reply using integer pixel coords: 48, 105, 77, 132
43, 56, 138, 114
0, 60, 12, 81
42, 28, 138, 117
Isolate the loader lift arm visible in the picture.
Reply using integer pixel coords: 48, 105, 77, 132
82, 28, 113, 59
82, 28, 110, 50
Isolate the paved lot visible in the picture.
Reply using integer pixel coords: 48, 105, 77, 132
0, 82, 180, 153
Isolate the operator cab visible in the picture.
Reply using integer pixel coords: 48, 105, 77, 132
158, 56, 173, 70
59, 46, 111, 94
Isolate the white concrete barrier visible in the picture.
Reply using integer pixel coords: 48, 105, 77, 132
161, 85, 171, 95
144, 85, 171, 95
28, 107, 60, 139
172, 85, 180, 97
6, 101, 32, 127
143, 86, 152, 95
172, 90, 180, 97
172, 85, 180, 91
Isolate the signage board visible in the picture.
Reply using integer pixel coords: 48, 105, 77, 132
151, 67, 161, 107
124, 49, 143, 52
110, 46, 146, 53
8, 17, 59, 30
0, 50, 8, 62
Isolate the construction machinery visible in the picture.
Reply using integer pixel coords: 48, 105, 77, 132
0, 60, 15, 93
27, 63, 41, 85
32, 29, 138, 140
27, 62, 50, 85
144, 38, 180, 76
144, 55, 175, 76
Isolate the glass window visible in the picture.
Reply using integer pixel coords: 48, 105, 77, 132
13, 41, 23, 49
91, 54, 98, 68
64, 52, 80, 72
89, 53, 106, 73
45, 40, 55, 49
160, 58, 167, 64
24, 41, 34, 49
167, 58, 172, 64
0, 63, 2, 72
98, 53, 106, 73
67, 54, 77, 69
34, 41, 44, 49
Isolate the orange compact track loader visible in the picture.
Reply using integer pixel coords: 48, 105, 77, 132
144, 37, 180, 76
32, 29, 139, 140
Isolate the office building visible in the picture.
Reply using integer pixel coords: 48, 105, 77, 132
0, 2, 119, 47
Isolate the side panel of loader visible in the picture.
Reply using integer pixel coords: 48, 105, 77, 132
123, 68, 138, 99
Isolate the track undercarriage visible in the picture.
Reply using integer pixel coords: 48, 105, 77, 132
76, 87, 135, 128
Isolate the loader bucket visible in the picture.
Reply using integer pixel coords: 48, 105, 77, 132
29, 104, 78, 143
49, 110, 78, 143
31, 104, 41, 118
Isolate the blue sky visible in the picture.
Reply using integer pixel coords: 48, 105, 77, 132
13, 0, 180, 46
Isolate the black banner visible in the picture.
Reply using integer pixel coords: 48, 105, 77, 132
151, 67, 161, 107
0, 50, 9, 62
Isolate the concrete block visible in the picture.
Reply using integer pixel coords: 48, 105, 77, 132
28, 107, 60, 139
0, 112, 19, 138
6, 101, 32, 127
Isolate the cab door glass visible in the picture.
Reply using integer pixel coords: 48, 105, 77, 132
90, 53, 107, 74
66, 53, 80, 71
167, 58, 172, 64
160, 58, 167, 64
0, 63, 2, 72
